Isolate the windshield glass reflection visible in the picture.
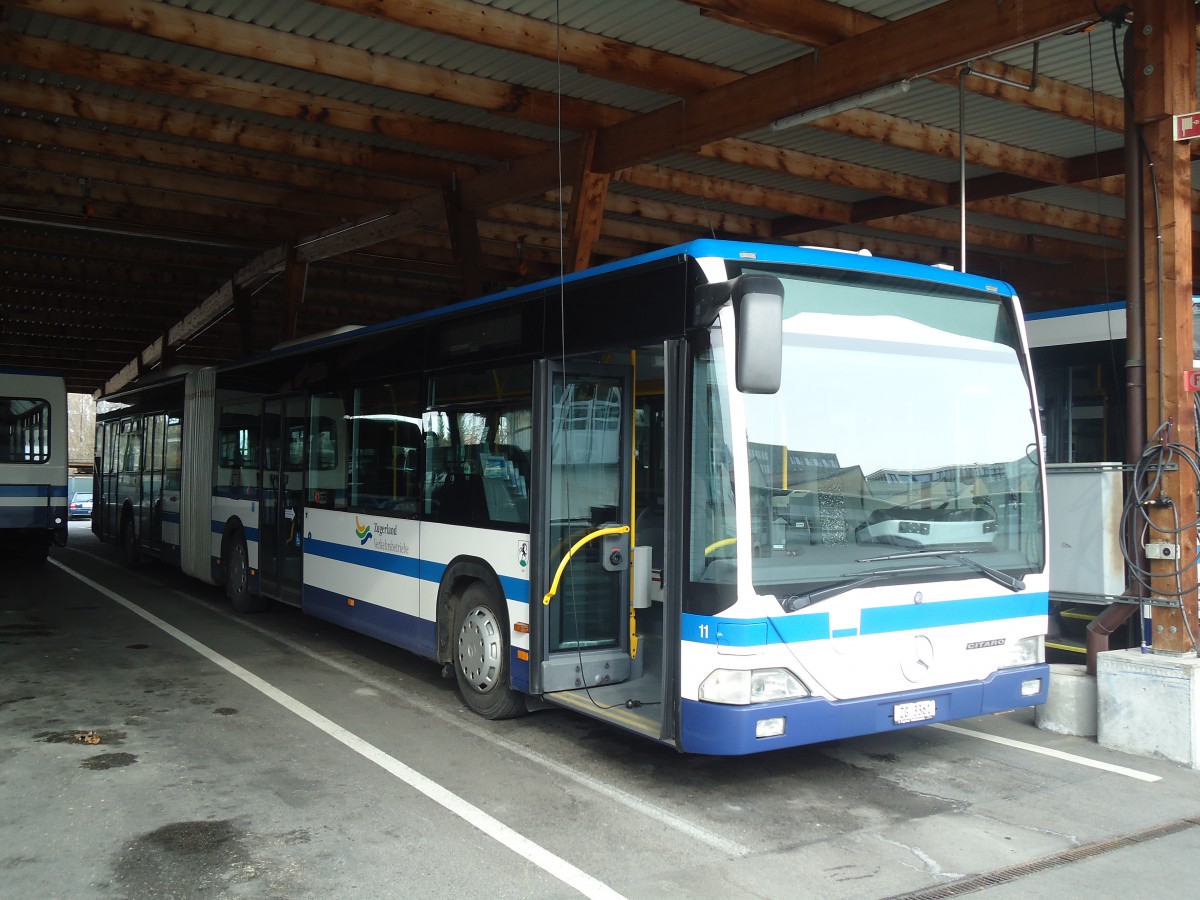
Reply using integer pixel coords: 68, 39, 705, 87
688, 270, 1044, 612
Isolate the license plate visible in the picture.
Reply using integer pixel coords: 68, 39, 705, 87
893, 699, 936, 724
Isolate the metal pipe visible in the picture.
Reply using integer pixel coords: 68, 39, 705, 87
958, 46, 1039, 274
1086, 602, 1138, 676
959, 66, 968, 273
965, 45, 1040, 92
1088, 25, 1147, 673
1124, 22, 1147, 479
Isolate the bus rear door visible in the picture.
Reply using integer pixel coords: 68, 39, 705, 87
260, 395, 306, 604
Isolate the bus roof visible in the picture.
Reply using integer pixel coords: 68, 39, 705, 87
216, 240, 1017, 374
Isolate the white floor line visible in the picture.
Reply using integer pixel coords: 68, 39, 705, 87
54, 559, 629, 900
68, 548, 751, 858
162, 590, 754, 859
931, 722, 1162, 782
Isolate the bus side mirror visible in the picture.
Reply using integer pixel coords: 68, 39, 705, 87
732, 275, 783, 394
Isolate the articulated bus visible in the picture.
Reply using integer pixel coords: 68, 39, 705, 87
95, 240, 1049, 755
0, 370, 68, 560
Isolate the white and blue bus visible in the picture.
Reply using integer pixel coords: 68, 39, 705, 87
0, 370, 68, 561
95, 240, 1049, 755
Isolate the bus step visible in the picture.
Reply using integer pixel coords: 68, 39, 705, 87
1046, 635, 1087, 655
1059, 607, 1096, 623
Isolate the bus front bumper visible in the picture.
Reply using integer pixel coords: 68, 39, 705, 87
678, 663, 1050, 755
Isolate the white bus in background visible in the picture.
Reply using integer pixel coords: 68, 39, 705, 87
0, 370, 68, 561
94, 240, 1049, 755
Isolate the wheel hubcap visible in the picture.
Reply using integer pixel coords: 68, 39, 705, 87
230, 544, 246, 590
458, 605, 501, 692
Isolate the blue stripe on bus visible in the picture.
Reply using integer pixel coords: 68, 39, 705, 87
1024, 300, 1125, 320
305, 541, 531, 604
305, 583, 530, 692
0, 485, 52, 497
211, 521, 260, 543
0, 508, 55, 528
683, 591, 1049, 646
208, 526, 531, 604
859, 593, 1047, 634
304, 583, 436, 658
303, 539, 532, 604
306, 537, 422, 579
501, 576, 530, 604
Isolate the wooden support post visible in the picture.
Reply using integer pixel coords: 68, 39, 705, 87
279, 244, 308, 345
1135, 0, 1198, 653
444, 180, 483, 300
233, 282, 254, 358
159, 329, 175, 371
566, 131, 610, 273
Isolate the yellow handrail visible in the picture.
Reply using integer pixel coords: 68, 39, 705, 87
542, 524, 630, 606
705, 537, 737, 555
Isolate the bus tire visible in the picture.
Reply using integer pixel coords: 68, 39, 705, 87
120, 515, 142, 568
226, 532, 270, 614
453, 582, 525, 720
25, 536, 50, 565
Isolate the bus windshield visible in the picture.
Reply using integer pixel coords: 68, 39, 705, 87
689, 269, 1044, 609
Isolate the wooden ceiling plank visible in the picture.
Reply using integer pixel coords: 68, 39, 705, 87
1, 79, 470, 185
1, 33, 544, 160
614, 164, 854, 223
1, 123, 418, 213
684, 0, 1124, 132
591, 0, 1101, 172
311, 0, 736, 96
1, 164, 374, 230
681, 0, 880, 46
584, 190, 771, 238
695, 138, 952, 205
809, 110, 1072, 186
9, 0, 623, 132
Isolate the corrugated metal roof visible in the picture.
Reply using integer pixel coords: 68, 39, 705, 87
1, 0, 1195, 393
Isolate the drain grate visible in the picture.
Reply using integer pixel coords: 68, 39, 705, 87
883, 817, 1200, 900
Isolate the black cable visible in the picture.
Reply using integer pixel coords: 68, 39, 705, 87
1117, 416, 1200, 654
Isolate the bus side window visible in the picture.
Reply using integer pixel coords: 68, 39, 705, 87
349, 382, 421, 515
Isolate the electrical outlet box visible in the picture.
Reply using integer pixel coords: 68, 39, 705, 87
1145, 542, 1181, 560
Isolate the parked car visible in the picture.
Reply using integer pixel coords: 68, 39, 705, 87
68, 492, 93, 519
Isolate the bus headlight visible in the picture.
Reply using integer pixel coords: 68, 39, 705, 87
698, 668, 809, 705
1000, 635, 1044, 668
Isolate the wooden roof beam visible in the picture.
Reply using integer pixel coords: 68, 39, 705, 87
684, 0, 1126, 132
0, 80, 471, 186
565, 133, 612, 273
0, 34, 543, 161
7, 0, 626, 132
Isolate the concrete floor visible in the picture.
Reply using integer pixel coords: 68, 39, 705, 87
3, 521, 1199, 899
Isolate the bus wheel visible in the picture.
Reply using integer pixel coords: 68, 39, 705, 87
226, 532, 269, 614
26, 537, 50, 565
453, 582, 525, 720
120, 517, 141, 567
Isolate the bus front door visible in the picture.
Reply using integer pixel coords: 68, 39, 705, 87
260, 395, 305, 605
536, 362, 633, 693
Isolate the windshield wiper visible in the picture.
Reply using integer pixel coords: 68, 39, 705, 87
857, 549, 1025, 592
781, 563, 958, 612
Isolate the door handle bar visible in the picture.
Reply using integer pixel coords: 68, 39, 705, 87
542, 524, 630, 606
